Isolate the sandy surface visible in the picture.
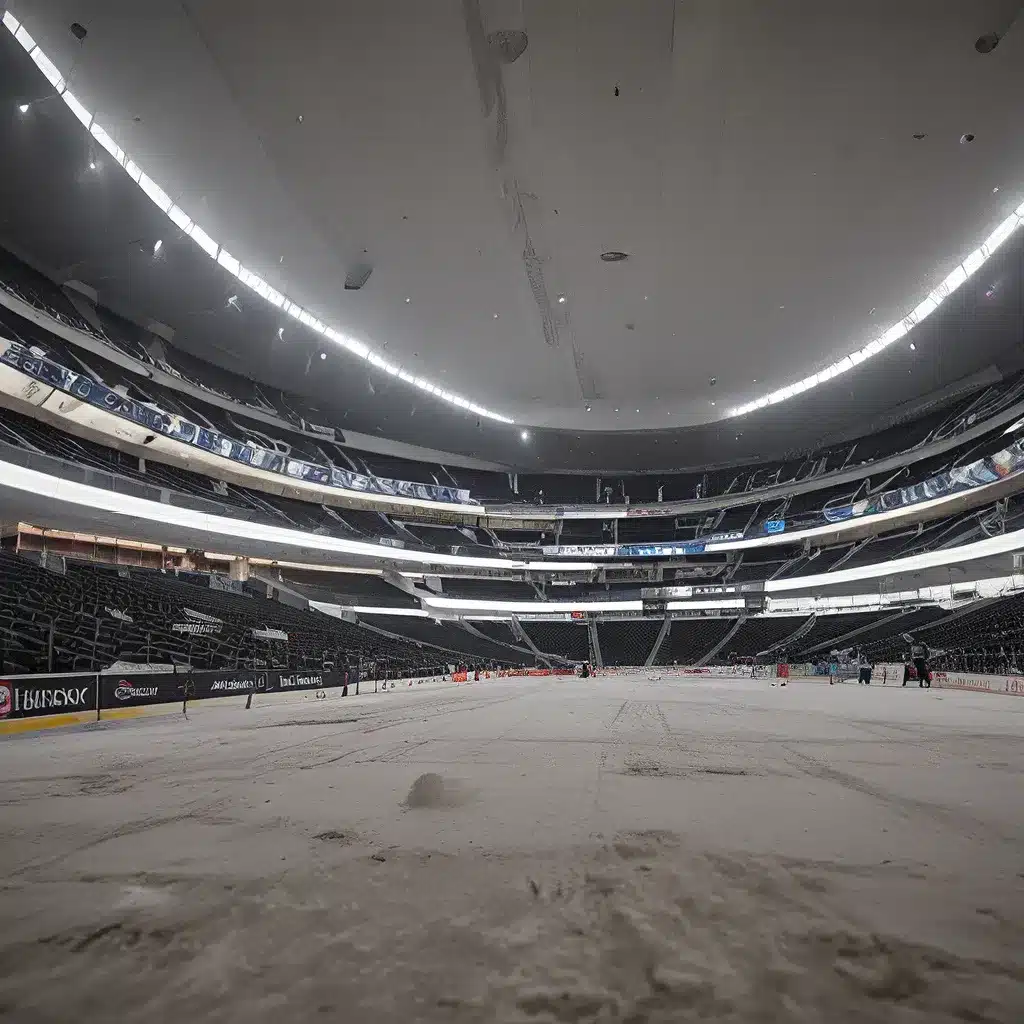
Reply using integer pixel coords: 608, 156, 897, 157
1, 673, 1022, 1022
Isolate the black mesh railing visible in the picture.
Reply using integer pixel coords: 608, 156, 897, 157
596, 620, 663, 666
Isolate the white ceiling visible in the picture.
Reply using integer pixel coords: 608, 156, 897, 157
10, 0, 1024, 431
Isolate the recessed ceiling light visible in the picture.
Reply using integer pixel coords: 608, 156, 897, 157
992, 186, 1000, 193
635, 408, 640, 413
909, 342, 916, 350
18, 103, 29, 114
614, 408, 619, 413
493, 313, 499, 318
89, 161, 97, 170
557, 295, 566, 303
710, 400, 716, 406
404, 297, 411, 303
152, 239, 163, 254
585, 405, 591, 411
520, 429, 530, 441
296, 114, 304, 123
320, 351, 327, 360
277, 327, 284, 339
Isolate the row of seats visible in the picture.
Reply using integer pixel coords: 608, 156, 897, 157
512, 604, 1004, 668
0, 550, 529, 676
3, 538, 1022, 675
5, 244, 1023, 510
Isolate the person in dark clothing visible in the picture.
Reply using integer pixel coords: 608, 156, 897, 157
857, 651, 873, 685
907, 636, 931, 688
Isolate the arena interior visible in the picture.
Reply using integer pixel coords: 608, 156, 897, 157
1, 3, 1023, 1021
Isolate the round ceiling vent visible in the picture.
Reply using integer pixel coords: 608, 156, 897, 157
600, 251, 629, 262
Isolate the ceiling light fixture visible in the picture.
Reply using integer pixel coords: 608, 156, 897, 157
729, 204, 1024, 417
152, 239, 162, 254
909, 342, 916, 351
0, 11, 516, 427
89, 160, 96, 169
557, 295, 566, 303
18, 103, 29, 113
520, 430, 530, 441
320, 352, 327, 360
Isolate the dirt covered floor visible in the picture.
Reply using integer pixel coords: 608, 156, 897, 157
1, 673, 1021, 1022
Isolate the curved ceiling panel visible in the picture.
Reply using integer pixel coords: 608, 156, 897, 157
2, 1, 1024, 471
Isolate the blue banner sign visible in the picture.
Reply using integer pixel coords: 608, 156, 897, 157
1, 340, 473, 506
822, 440, 1024, 524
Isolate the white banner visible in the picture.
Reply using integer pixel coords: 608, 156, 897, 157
184, 608, 223, 624
252, 628, 289, 641
932, 670, 1024, 696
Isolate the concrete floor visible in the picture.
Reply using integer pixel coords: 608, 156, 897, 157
1, 674, 1022, 1022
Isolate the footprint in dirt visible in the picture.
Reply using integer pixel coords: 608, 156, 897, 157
404, 773, 471, 809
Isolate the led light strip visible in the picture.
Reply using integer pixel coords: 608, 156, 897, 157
729, 200, 1024, 416
3, 453, 1019, 599
0, 456, 597, 571
3, 10, 514, 425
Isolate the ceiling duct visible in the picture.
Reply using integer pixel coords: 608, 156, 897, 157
344, 263, 373, 291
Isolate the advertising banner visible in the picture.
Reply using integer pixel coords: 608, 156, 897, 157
198, 669, 276, 698
0, 338, 474, 507
931, 671, 1024, 696
252, 628, 289, 641
822, 438, 1024, 525
0, 673, 96, 719
100, 672, 183, 708
277, 671, 336, 690
301, 420, 337, 440
541, 532, 744, 559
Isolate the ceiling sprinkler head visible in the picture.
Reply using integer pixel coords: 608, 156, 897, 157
709, 377, 717, 386
975, 32, 1000, 53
